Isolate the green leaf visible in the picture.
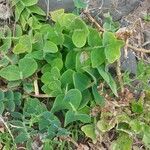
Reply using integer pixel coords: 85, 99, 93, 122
18, 57, 38, 79
43, 41, 58, 54
111, 133, 133, 150
15, 1, 25, 21
0, 90, 4, 100
13, 35, 32, 54
51, 58, 63, 70
103, 13, 120, 32
79, 89, 92, 109
73, 72, 91, 92
65, 51, 77, 70
51, 94, 65, 113
88, 28, 102, 46
76, 51, 91, 72
64, 110, 91, 126
97, 66, 118, 96
0, 65, 20, 81
22, 0, 38, 6
73, 0, 87, 9
15, 132, 29, 144
61, 14, 77, 29
72, 18, 89, 33
91, 47, 105, 68
103, 32, 124, 63
131, 101, 143, 114
7, 100, 15, 112
97, 118, 116, 132
92, 85, 105, 106
64, 89, 82, 110
14, 92, 22, 106
81, 124, 97, 143
72, 29, 87, 48
41, 72, 54, 84
61, 69, 74, 88
130, 120, 142, 133
0, 101, 4, 114
50, 9, 64, 23
23, 98, 47, 115
0, 57, 38, 81
143, 125, 150, 148
14, 24, 22, 37
28, 5, 46, 16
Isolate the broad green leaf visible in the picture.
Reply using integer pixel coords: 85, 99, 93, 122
73, 0, 87, 9
28, 5, 46, 16
111, 133, 133, 150
13, 35, 32, 54
51, 94, 65, 113
0, 101, 4, 114
0, 65, 20, 81
43, 41, 58, 54
64, 89, 82, 110
81, 124, 97, 143
23, 98, 47, 115
64, 110, 91, 126
63, 34, 75, 49
47, 29, 64, 45
143, 125, 150, 148
14, 24, 22, 37
92, 85, 105, 106
7, 100, 15, 112
41, 72, 54, 84
72, 29, 87, 48
41, 64, 51, 74
50, 9, 64, 23
15, 132, 29, 144
12, 0, 20, 6
97, 66, 118, 96
5, 90, 14, 101
65, 51, 77, 69
28, 17, 41, 30
7, 80, 21, 88
39, 111, 61, 130
0, 26, 12, 52
88, 28, 102, 46
91, 47, 105, 68
18, 57, 38, 79
103, 32, 124, 63
131, 100, 143, 114
48, 80, 61, 91
15, 1, 25, 21
76, 51, 91, 72
73, 72, 91, 92
14, 92, 22, 106
51, 58, 63, 70
61, 14, 77, 29
0, 90, 4, 100
20, 13, 27, 30
130, 120, 142, 133
13, 43, 27, 54
97, 118, 116, 132
61, 69, 74, 88
103, 13, 120, 32
51, 67, 60, 79
0, 57, 37, 81
71, 18, 89, 34
79, 89, 92, 109
22, 0, 38, 6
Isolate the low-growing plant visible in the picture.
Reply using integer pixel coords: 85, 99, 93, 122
0, 0, 149, 149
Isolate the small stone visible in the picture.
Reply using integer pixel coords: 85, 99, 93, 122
121, 49, 137, 74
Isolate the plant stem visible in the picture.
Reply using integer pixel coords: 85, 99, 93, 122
116, 59, 124, 93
